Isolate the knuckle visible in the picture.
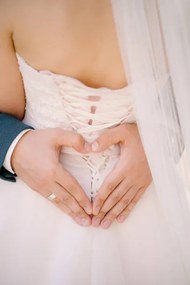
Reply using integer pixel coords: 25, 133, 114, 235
107, 181, 115, 192
127, 202, 135, 211
125, 208, 131, 215
98, 210, 106, 218
62, 194, 72, 204
98, 197, 105, 205
122, 197, 130, 206
54, 198, 62, 206
67, 182, 76, 193
111, 193, 121, 203
107, 212, 117, 220
75, 209, 85, 217
96, 196, 104, 206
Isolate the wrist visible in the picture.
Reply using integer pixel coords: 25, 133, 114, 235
11, 130, 33, 173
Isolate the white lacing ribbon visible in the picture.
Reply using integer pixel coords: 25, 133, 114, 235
52, 76, 136, 137
82, 155, 110, 202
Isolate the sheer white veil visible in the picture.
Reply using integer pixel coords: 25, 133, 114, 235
111, 0, 190, 279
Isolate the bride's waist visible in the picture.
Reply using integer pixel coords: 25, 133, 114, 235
23, 112, 136, 137
60, 145, 120, 167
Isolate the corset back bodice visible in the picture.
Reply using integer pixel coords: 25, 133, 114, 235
16, 54, 135, 142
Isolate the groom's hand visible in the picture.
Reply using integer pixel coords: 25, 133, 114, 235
91, 124, 152, 229
11, 128, 92, 226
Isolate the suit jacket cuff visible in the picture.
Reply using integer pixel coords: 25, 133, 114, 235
3, 129, 31, 173
0, 113, 34, 182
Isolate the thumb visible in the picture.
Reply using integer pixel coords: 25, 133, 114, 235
56, 131, 89, 153
91, 126, 125, 153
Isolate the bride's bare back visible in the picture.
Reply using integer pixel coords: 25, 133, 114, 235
0, 0, 126, 118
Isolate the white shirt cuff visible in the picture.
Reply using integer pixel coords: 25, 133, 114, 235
3, 129, 31, 174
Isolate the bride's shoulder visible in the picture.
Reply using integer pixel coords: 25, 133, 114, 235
0, 0, 17, 35
0, 0, 25, 30
0, 0, 60, 29
0, 0, 52, 37
0, 0, 49, 24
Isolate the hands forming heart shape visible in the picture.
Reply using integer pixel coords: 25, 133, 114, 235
11, 123, 152, 229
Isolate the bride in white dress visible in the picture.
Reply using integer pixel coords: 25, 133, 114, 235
0, 1, 189, 284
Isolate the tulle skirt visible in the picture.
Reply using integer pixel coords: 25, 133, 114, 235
0, 153, 188, 285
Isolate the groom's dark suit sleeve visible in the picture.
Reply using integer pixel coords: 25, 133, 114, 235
0, 113, 33, 182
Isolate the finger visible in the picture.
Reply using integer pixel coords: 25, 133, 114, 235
96, 179, 131, 217
55, 130, 89, 153
91, 124, 129, 153
42, 189, 75, 219
99, 186, 138, 229
92, 164, 126, 215
117, 186, 147, 223
55, 183, 91, 221
56, 164, 92, 215
92, 184, 137, 228
45, 183, 91, 227
92, 179, 129, 227
53, 199, 90, 227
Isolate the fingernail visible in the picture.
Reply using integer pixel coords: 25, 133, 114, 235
75, 217, 82, 225
117, 215, 126, 223
102, 219, 111, 229
93, 217, 101, 227
81, 218, 90, 227
75, 217, 89, 226
92, 141, 99, 152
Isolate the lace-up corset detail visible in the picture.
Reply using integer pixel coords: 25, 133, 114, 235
16, 53, 136, 200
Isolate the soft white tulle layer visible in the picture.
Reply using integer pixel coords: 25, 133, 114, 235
0, 172, 187, 285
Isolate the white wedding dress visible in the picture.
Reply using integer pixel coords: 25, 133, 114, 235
0, 54, 188, 285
